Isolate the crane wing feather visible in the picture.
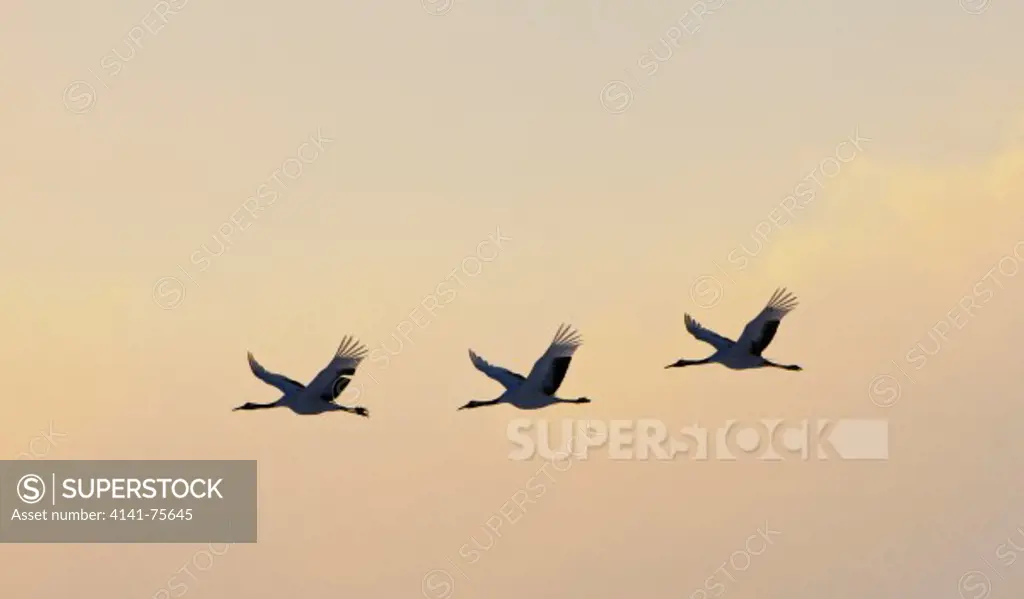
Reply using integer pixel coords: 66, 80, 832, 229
305, 336, 369, 402
524, 324, 583, 395
683, 314, 735, 351
469, 350, 526, 390
247, 352, 305, 395
736, 288, 799, 355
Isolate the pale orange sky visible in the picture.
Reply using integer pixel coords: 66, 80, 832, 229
3, 0, 1024, 597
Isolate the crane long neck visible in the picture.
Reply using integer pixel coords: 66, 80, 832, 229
234, 400, 280, 411
668, 357, 712, 368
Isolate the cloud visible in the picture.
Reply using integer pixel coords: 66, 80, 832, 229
753, 125, 1024, 284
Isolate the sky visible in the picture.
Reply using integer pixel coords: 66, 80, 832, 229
2, 0, 1024, 597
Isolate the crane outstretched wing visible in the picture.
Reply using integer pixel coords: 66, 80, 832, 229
683, 314, 735, 351
524, 324, 583, 395
304, 336, 368, 402
469, 350, 526, 390
247, 352, 305, 395
736, 288, 799, 356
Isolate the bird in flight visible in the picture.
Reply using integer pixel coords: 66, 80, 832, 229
666, 288, 803, 372
459, 324, 592, 411
235, 336, 371, 417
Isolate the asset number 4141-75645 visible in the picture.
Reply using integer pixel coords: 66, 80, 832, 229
109, 508, 193, 521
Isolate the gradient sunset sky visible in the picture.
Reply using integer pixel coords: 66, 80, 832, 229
3, 0, 1024, 597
